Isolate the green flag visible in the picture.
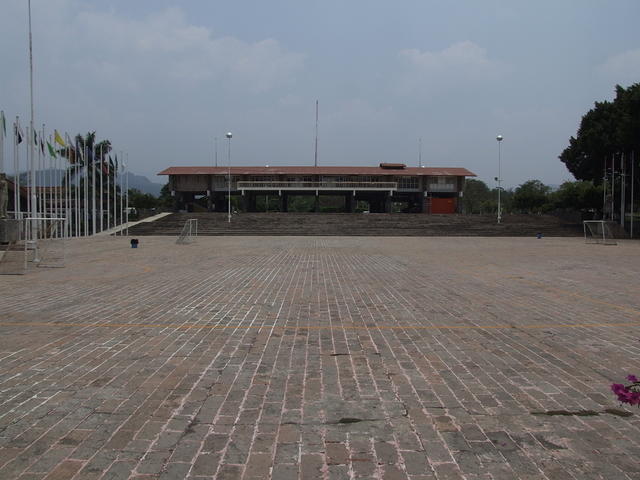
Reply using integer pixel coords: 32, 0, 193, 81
47, 141, 57, 158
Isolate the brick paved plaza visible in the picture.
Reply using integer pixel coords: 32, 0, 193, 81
1, 235, 639, 480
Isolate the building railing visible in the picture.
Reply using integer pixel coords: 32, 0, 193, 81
427, 184, 457, 192
236, 181, 398, 191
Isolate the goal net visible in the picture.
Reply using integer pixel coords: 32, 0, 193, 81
176, 218, 198, 244
583, 220, 617, 245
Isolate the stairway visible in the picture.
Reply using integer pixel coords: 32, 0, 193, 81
126, 213, 584, 237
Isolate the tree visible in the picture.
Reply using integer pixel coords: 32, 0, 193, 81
158, 183, 174, 209
560, 83, 640, 183
128, 188, 158, 209
462, 179, 491, 214
512, 180, 550, 213
550, 180, 602, 211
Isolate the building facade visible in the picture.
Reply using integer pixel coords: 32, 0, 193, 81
159, 164, 476, 214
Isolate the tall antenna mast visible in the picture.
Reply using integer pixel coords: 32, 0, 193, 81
419, 137, 422, 167
314, 100, 318, 167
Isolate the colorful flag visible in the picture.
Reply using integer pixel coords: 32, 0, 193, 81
33, 129, 37, 145
40, 138, 45, 154
47, 141, 57, 158
54, 130, 66, 147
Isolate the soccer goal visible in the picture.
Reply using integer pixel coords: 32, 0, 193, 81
176, 218, 198, 244
583, 220, 617, 245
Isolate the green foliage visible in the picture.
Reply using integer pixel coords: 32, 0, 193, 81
128, 188, 158, 209
549, 180, 602, 211
462, 179, 491, 214
560, 83, 640, 183
158, 183, 174, 209
513, 180, 550, 213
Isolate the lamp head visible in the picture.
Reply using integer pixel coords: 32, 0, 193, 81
496, 135, 503, 142
226, 132, 232, 139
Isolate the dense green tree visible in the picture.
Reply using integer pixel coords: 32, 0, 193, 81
158, 183, 174, 209
128, 188, 158, 209
550, 180, 602, 211
512, 180, 550, 213
462, 179, 491, 214
560, 83, 640, 183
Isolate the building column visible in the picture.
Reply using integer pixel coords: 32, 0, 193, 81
416, 193, 425, 213
384, 194, 392, 213
173, 191, 181, 212
280, 192, 288, 212
207, 190, 213, 212
314, 194, 320, 213
345, 193, 356, 213
241, 193, 250, 212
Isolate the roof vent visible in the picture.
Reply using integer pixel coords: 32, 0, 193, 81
379, 163, 406, 169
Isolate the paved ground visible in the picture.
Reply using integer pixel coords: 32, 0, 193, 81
1, 235, 639, 480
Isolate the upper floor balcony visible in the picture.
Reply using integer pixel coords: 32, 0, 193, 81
236, 181, 397, 192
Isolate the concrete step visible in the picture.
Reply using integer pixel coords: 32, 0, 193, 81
126, 213, 583, 237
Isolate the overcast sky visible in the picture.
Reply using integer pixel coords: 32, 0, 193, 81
1, 0, 639, 188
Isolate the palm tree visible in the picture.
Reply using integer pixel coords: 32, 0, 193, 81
58, 132, 116, 234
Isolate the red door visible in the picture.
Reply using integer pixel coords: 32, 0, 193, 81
430, 197, 456, 214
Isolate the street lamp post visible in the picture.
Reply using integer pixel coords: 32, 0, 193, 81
226, 132, 232, 223
496, 135, 503, 224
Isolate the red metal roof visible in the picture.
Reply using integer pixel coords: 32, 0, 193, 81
158, 166, 476, 177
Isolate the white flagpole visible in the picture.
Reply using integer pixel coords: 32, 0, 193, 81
76, 139, 80, 237
64, 134, 69, 236
119, 151, 124, 236
27, 127, 32, 221
39, 127, 44, 219
631, 151, 635, 239
0, 111, 4, 174
75, 151, 79, 237
91, 141, 96, 235
125, 153, 129, 236
83, 141, 88, 236
14, 118, 20, 217
113, 156, 117, 232
99, 143, 103, 232
28, 0, 38, 247
106, 153, 110, 231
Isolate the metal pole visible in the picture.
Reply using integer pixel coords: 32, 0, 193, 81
214, 137, 218, 167
28, 0, 38, 252
0, 111, 4, 174
314, 100, 318, 167
106, 153, 110, 232
119, 152, 124, 235
92, 143, 96, 235
125, 153, 129, 236
419, 137, 422, 168
496, 135, 503, 224
631, 151, 635, 238
611, 154, 615, 221
99, 143, 103, 232
226, 132, 232, 223
621, 152, 625, 227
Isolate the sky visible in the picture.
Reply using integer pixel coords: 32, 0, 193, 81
1, 0, 639, 188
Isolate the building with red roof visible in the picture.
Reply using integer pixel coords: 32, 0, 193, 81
159, 164, 476, 214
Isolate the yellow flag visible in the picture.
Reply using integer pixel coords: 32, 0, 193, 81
54, 130, 66, 147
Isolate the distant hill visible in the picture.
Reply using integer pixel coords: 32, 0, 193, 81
125, 172, 164, 196
17, 169, 164, 196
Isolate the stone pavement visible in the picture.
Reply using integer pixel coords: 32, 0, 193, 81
0, 235, 639, 480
